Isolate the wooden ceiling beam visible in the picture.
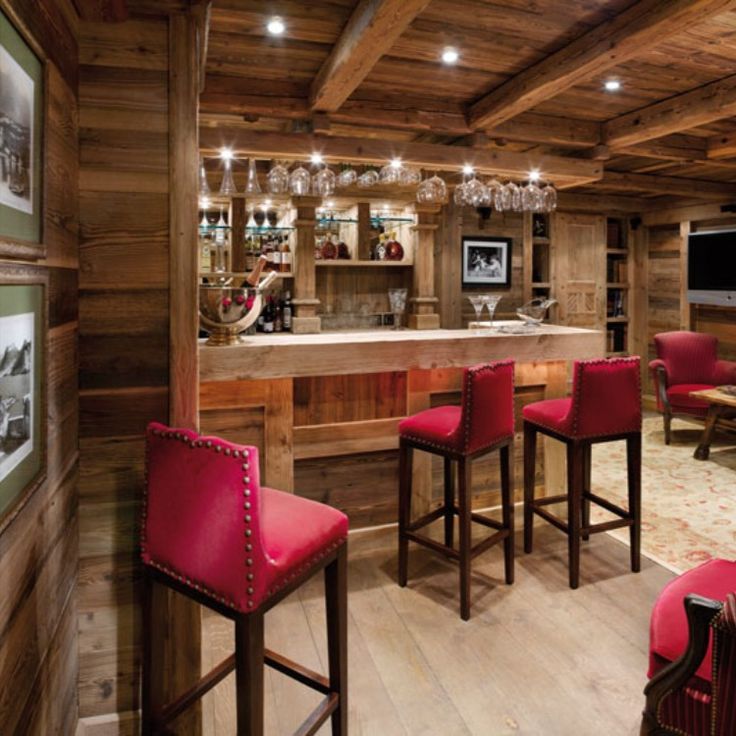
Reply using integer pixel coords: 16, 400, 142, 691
603, 74, 736, 148
707, 131, 736, 159
73, 0, 128, 21
596, 170, 736, 200
617, 135, 708, 163
310, 0, 433, 113
198, 128, 603, 186
467, 0, 736, 131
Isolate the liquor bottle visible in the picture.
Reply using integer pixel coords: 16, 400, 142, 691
282, 291, 293, 331
274, 298, 284, 332
245, 255, 268, 287
280, 238, 292, 273
200, 240, 212, 271
272, 236, 282, 272
262, 237, 274, 271
244, 236, 256, 272
263, 297, 275, 333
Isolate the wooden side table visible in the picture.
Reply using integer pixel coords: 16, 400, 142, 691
688, 388, 736, 460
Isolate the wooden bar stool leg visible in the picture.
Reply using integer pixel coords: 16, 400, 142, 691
443, 456, 455, 549
581, 442, 591, 542
458, 457, 473, 621
326, 544, 348, 735
235, 613, 265, 736
141, 570, 154, 736
627, 433, 642, 574
523, 422, 537, 554
567, 441, 583, 590
398, 440, 413, 587
500, 443, 514, 585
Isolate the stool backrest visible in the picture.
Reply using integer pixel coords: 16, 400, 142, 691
142, 422, 267, 612
570, 357, 641, 438
654, 331, 719, 385
461, 360, 515, 453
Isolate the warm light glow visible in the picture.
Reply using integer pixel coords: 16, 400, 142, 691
199, 197, 211, 209
462, 164, 474, 176
441, 47, 459, 64
390, 158, 402, 169
219, 147, 234, 161
326, 200, 334, 208
310, 152, 324, 165
528, 169, 541, 182
604, 79, 621, 92
264, 199, 272, 207
267, 17, 285, 35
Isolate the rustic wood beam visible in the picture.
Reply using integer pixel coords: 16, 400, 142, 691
310, 0, 433, 112
617, 135, 708, 162
73, 0, 128, 21
604, 74, 736, 148
596, 170, 736, 200
194, 1, 212, 94
467, 0, 736, 131
199, 128, 603, 186
640, 200, 736, 226
707, 131, 736, 159
556, 192, 644, 213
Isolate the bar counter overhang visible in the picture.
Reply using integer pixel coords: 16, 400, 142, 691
199, 324, 604, 518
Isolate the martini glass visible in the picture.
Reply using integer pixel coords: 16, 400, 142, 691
468, 295, 485, 330
482, 294, 502, 330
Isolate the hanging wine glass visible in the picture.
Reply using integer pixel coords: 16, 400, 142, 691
219, 158, 237, 195
337, 165, 357, 188
542, 183, 558, 212
379, 162, 401, 185
416, 174, 447, 204
313, 166, 336, 197
466, 177, 490, 207
357, 168, 379, 188
399, 166, 422, 186
266, 163, 289, 194
504, 181, 521, 211
244, 158, 261, 195
198, 157, 210, 197
289, 165, 311, 196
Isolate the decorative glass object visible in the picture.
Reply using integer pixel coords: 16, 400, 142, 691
467, 294, 484, 327
244, 158, 262, 195
289, 166, 311, 196
357, 168, 379, 188
466, 178, 491, 207
388, 288, 408, 330
198, 157, 210, 196
337, 165, 357, 188
416, 174, 447, 204
516, 297, 557, 327
522, 182, 543, 212
266, 208, 279, 228
399, 166, 422, 186
219, 159, 237, 195
313, 166, 336, 197
266, 163, 289, 194
454, 181, 468, 206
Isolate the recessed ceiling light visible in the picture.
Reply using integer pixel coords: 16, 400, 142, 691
462, 164, 474, 175
219, 147, 233, 161
441, 47, 459, 65
267, 17, 285, 36
528, 169, 541, 182
604, 79, 621, 92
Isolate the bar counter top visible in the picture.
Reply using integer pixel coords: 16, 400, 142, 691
199, 322, 604, 382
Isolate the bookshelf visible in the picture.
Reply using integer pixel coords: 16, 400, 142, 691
605, 217, 631, 355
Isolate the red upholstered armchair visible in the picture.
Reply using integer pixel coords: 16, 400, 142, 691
642, 559, 736, 736
649, 331, 736, 444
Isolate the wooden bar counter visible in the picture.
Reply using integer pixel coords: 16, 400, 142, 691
199, 324, 604, 528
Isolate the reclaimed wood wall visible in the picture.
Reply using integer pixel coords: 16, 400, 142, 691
0, 1, 79, 734
77, 12, 170, 724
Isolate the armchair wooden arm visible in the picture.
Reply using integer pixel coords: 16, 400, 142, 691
649, 361, 673, 444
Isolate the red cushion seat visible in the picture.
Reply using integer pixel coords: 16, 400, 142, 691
522, 397, 573, 435
649, 559, 736, 686
398, 405, 462, 451
666, 384, 714, 416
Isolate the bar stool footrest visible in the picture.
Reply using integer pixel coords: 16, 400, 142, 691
265, 649, 331, 695
407, 506, 447, 532
584, 491, 630, 519
294, 693, 340, 736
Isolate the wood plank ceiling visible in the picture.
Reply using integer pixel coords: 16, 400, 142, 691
199, 0, 736, 207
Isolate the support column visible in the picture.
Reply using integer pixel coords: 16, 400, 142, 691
409, 202, 441, 330
291, 196, 322, 334
230, 197, 247, 273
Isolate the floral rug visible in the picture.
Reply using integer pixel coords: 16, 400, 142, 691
590, 416, 736, 574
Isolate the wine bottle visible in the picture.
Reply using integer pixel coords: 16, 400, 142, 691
245, 255, 268, 286
280, 239, 292, 273
263, 297, 275, 333
282, 291, 293, 331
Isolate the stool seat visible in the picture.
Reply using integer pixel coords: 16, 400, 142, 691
522, 397, 572, 436
398, 405, 462, 452
649, 559, 736, 685
261, 487, 348, 596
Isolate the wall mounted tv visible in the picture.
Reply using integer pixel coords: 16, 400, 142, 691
687, 230, 736, 307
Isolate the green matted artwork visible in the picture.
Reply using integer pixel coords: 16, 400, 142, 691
0, 264, 46, 531
0, 6, 44, 252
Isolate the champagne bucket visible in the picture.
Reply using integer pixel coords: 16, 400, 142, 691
199, 271, 278, 346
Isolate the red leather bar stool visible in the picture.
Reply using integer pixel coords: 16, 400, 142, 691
523, 356, 641, 589
398, 360, 515, 621
140, 422, 348, 736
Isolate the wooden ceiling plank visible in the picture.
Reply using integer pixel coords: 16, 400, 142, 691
198, 128, 603, 186
597, 170, 736, 199
467, 0, 736, 131
708, 130, 736, 159
73, 0, 128, 21
604, 73, 736, 148
310, 0, 433, 113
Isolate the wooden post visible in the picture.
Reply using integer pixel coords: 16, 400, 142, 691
522, 211, 533, 304
357, 201, 372, 260
164, 11, 202, 735
679, 220, 692, 330
628, 220, 649, 386
291, 196, 322, 333
230, 197, 247, 273
409, 202, 441, 330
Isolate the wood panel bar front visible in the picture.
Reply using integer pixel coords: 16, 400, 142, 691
200, 325, 603, 524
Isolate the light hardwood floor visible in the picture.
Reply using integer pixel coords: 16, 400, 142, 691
199, 524, 673, 735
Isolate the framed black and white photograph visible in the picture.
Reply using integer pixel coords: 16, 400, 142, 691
0, 264, 46, 531
462, 236, 512, 288
0, 7, 44, 254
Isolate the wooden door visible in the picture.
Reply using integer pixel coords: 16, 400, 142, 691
553, 213, 606, 330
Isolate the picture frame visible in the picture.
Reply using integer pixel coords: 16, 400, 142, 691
0, 5, 45, 258
0, 263, 47, 534
462, 236, 512, 289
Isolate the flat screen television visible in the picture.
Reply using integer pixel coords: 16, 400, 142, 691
688, 230, 736, 307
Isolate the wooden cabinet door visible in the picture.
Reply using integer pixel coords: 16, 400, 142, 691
552, 212, 606, 330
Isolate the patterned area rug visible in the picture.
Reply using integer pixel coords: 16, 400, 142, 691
591, 416, 736, 574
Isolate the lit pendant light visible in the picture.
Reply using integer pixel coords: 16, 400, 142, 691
245, 158, 261, 195
219, 158, 237, 195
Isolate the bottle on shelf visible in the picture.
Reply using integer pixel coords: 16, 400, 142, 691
245, 254, 268, 287
272, 236, 282, 272
274, 298, 283, 333
282, 291, 293, 331
244, 236, 256, 272
262, 296, 275, 333
280, 238, 292, 273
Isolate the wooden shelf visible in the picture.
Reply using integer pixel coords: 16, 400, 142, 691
199, 271, 294, 280
607, 283, 629, 289
606, 351, 629, 357
531, 282, 551, 288
316, 260, 413, 268
606, 316, 629, 323
606, 248, 628, 256
533, 237, 550, 244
